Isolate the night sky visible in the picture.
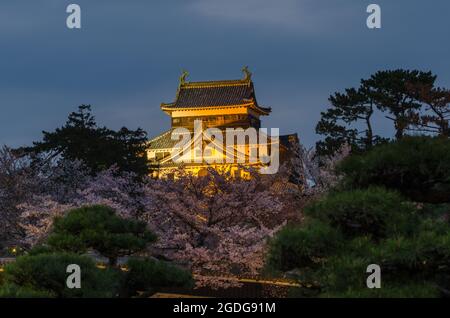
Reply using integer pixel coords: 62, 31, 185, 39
1, 0, 449, 147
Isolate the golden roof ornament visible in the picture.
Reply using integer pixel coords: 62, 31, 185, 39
179, 70, 189, 86
242, 66, 252, 81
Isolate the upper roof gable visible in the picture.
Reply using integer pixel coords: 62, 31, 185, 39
161, 69, 271, 114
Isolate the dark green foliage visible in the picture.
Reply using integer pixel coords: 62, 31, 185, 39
316, 226, 450, 297
21, 105, 150, 178
316, 121, 358, 157
321, 284, 439, 298
27, 245, 55, 256
316, 86, 388, 156
47, 205, 157, 266
305, 188, 417, 239
267, 221, 342, 272
0, 283, 55, 298
0, 206, 194, 298
1, 253, 119, 298
288, 282, 439, 298
120, 258, 194, 297
316, 69, 438, 156
363, 70, 436, 140
270, 216, 450, 297
338, 136, 450, 203
268, 183, 450, 297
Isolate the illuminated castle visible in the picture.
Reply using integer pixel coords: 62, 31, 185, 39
147, 68, 298, 178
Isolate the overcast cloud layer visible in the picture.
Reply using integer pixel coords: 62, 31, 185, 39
1, 0, 450, 147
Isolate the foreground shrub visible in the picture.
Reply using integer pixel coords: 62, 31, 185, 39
319, 281, 439, 298
267, 136, 450, 297
266, 220, 342, 272
267, 187, 450, 297
337, 136, 450, 203
272, 216, 450, 297
320, 228, 450, 297
305, 188, 417, 239
2, 253, 119, 298
0, 283, 55, 298
47, 205, 156, 266
120, 258, 194, 297
1, 205, 195, 298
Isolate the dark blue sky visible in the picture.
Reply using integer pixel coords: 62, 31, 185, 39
1, 0, 449, 147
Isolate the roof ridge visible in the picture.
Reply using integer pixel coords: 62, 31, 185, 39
161, 102, 255, 110
181, 78, 251, 89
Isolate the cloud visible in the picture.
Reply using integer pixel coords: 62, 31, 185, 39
0, 1, 63, 36
188, 0, 356, 33
1, 0, 450, 148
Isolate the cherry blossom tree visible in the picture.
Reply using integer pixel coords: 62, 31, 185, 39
0, 147, 144, 248
17, 166, 143, 247
2, 140, 319, 290
74, 167, 146, 219
143, 167, 287, 288
15, 163, 295, 288
296, 143, 351, 196
0, 148, 95, 247
18, 197, 73, 247
0, 146, 38, 244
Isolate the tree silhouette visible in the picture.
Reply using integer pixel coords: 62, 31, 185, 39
316, 84, 387, 156
363, 69, 436, 139
21, 105, 150, 178
317, 69, 438, 156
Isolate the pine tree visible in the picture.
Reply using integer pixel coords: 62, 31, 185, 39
316, 85, 386, 156
362, 69, 436, 139
21, 105, 150, 178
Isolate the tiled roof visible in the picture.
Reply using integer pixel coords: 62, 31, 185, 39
148, 129, 179, 150
149, 128, 295, 155
161, 79, 271, 114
